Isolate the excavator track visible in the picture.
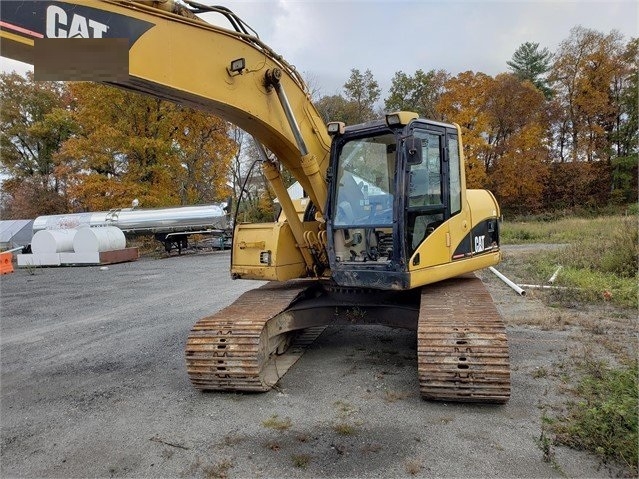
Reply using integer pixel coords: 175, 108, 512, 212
185, 280, 322, 392
417, 275, 511, 403
187, 275, 510, 402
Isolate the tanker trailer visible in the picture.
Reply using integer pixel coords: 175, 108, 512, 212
33, 204, 229, 253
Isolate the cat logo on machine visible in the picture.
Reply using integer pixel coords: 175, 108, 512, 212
474, 235, 485, 253
1, 1, 154, 45
46, 5, 108, 38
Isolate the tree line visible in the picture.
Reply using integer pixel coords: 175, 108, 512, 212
1, 25, 636, 219
0, 79, 236, 218
317, 26, 637, 213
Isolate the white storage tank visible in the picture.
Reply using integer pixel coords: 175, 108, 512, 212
73, 226, 126, 253
31, 229, 77, 254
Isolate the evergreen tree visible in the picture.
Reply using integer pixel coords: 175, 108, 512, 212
507, 42, 553, 98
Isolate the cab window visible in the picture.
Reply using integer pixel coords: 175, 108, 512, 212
407, 131, 445, 251
448, 135, 461, 215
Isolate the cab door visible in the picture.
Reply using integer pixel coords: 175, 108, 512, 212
445, 131, 472, 260
406, 127, 449, 268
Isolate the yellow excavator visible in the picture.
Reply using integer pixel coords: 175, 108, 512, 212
1, 0, 510, 403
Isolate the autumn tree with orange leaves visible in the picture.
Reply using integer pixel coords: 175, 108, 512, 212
57, 83, 235, 211
484, 74, 550, 212
435, 72, 550, 211
0, 72, 76, 218
546, 27, 637, 208
435, 71, 493, 189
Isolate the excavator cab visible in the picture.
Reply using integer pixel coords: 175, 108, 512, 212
326, 112, 482, 290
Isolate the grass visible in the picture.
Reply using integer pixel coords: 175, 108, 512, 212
532, 367, 548, 379
501, 214, 638, 308
404, 458, 423, 475
221, 433, 244, 446
332, 422, 356, 435
265, 440, 280, 451
550, 359, 638, 476
332, 400, 360, 435
438, 416, 454, 425
261, 415, 292, 431
361, 443, 383, 453
502, 214, 637, 246
203, 459, 233, 479
536, 422, 557, 466
23, 261, 38, 276
333, 400, 356, 415
383, 389, 410, 403
501, 216, 598, 244
183, 457, 233, 479
291, 454, 311, 469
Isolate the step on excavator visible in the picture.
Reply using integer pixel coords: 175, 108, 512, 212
1, 0, 510, 403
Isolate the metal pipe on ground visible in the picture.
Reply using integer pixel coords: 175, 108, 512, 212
518, 284, 573, 290
488, 267, 526, 296
548, 266, 563, 284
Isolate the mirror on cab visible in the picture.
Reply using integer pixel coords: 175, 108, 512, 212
405, 135, 423, 165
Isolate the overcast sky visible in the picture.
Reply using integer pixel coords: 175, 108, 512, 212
2, 0, 637, 99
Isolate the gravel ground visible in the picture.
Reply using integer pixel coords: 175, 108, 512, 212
0, 249, 622, 478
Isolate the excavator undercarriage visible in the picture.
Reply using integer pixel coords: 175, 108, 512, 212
186, 274, 510, 403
